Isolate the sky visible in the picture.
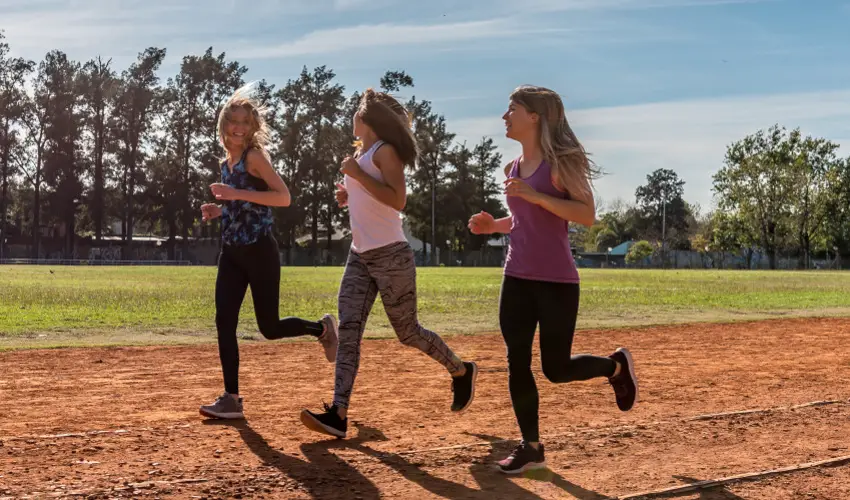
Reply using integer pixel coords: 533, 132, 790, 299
2, 0, 849, 213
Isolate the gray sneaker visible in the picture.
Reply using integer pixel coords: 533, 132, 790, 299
199, 393, 244, 419
318, 314, 339, 363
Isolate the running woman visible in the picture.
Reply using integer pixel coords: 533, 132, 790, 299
468, 85, 638, 473
300, 89, 478, 438
199, 85, 339, 420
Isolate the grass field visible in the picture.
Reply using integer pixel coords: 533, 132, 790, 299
3, 265, 850, 349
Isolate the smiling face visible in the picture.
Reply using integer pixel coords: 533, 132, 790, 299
223, 106, 254, 149
502, 100, 538, 143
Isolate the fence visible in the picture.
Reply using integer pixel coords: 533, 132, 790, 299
0, 259, 192, 266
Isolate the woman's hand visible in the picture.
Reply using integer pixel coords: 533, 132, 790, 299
201, 203, 222, 222
335, 183, 349, 208
210, 183, 239, 201
340, 157, 363, 179
504, 178, 540, 204
468, 211, 495, 235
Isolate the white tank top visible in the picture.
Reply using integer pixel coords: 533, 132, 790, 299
345, 141, 407, 253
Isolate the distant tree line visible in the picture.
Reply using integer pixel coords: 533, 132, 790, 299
0, 32, 506, 264
2, 31, 848, 269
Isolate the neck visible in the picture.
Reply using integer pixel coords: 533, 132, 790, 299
359, 136, 378, 153
226, 145, 246, 163
520, 138, 543, 165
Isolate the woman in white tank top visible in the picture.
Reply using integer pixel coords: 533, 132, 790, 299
300, 89, 479, 439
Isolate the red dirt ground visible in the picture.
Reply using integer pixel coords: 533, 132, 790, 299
2, 317, 850, 499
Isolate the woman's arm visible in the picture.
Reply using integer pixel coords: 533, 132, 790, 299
504, 174, 595, 227
211, 150, 291, 207
341, 145, 406, 211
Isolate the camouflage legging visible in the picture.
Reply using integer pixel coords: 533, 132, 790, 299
333, 241, 465, 409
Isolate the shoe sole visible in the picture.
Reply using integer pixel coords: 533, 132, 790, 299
199, 408, 244, 420
498, 460, 547, 474
321, 315, 339, 363
452, 362, 478, 413
299, 409, 346, 438
616, 347, 639, 410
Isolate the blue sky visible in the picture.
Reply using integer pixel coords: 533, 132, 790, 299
3, 0, 849, 213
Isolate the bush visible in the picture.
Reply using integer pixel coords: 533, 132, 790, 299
626, 240, 654, 266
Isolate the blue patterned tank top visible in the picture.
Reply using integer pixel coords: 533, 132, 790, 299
220, 149, 274, 246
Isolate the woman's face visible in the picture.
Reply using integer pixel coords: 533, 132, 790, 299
502, 100, 537, 141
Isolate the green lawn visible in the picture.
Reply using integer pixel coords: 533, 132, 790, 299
2, 265, 850, 349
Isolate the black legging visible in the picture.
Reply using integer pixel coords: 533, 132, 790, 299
499, 275, 617, 443
215, 234, 323, 394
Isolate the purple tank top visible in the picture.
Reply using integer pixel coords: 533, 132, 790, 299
504, 158, 580, 284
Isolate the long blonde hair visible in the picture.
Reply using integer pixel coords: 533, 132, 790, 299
217, 82, 271, 153
509, 85, 599, 198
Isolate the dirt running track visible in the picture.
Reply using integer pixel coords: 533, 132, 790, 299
2, 317, 850, 499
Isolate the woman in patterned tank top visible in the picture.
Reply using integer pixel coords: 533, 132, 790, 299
197, 84, 339, 420
468, 85, 640, 474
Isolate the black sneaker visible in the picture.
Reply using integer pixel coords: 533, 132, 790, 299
498, 441, 546, 474
609, 347, 638, 411
451, 361, 478, 413
300, 403, 347, 438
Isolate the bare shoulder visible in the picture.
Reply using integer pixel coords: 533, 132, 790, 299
245, 148, 272, 174
246, 148, 271, 164
373, 143, 401, 168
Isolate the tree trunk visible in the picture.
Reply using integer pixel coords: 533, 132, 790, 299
32, 175, 41, 259
94, 114, 104, 241
0, 121, 10, 261
430, 176, 436, 267
167, 210, 178, 260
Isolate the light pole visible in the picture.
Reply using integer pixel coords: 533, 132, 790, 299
606, 247, 612, 268
661, 188, 667, 269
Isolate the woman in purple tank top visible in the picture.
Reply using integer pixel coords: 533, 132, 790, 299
468, 85, 639, 474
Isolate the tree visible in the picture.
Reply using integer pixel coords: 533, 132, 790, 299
19, 64, 51, 257
161, 48, 246, 258
819, 157, 850, 266
0, 32, 34, 258
690, 233, 710, 268
39, 51, 83, 259
714, 125, 796, 269
786, 134, 841, 269
468, 137, 507, 251
626, 240, 654, 267
272, 76, 310, 264
78, 56, 118, 241
295, 66, 345, 262
111, 47, 166, 255
635, 168, 689, 259
379, 70, 414, 93
409, 103, 454, 265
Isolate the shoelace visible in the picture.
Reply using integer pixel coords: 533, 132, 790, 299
509, 441, 528, 458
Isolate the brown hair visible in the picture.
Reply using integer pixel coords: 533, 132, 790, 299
217, 83, 271, 153
510, 85, 600, 198
357, 88, 418, 166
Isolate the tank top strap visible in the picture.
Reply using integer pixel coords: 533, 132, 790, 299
509, 157, 520, 178
359, 140, 385, 161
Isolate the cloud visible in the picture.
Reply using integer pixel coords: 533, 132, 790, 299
514, 0, 775, 12
450, 89, 850, 211
231, 18, 568, 59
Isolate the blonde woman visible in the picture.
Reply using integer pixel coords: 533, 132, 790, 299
468, 85, 638, 473
199, 85, 338, 420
